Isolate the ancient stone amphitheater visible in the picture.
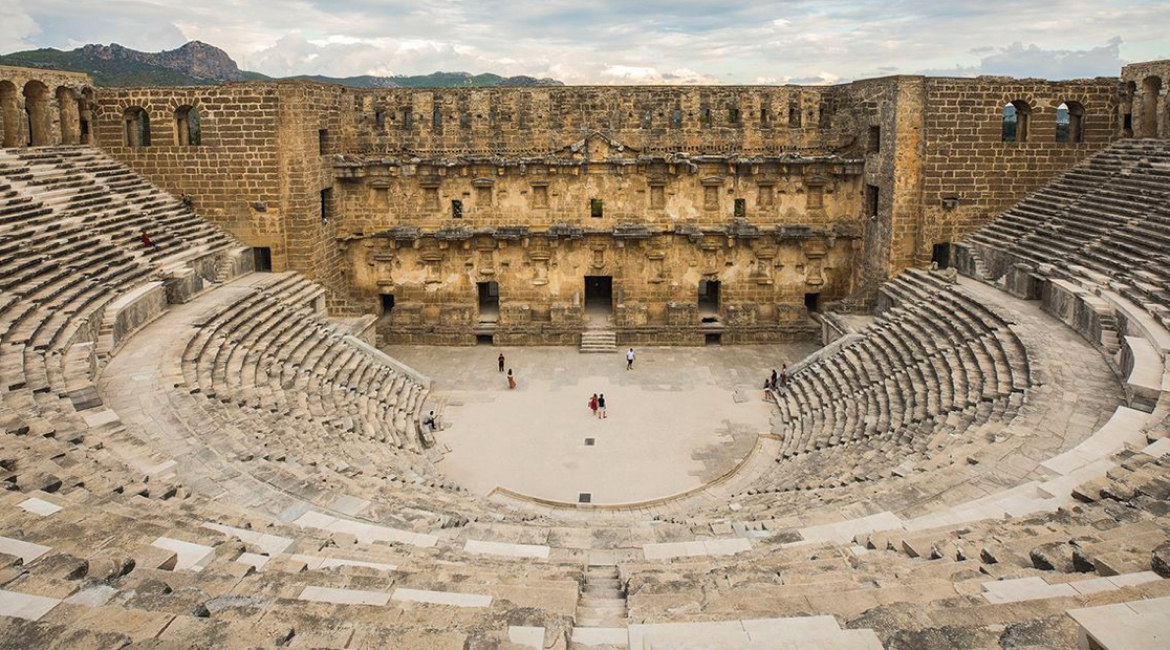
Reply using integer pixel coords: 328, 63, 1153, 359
0, 58, 1168, 649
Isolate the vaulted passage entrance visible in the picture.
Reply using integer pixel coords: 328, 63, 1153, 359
477, 281, 499, 323
584, 275, 613, 325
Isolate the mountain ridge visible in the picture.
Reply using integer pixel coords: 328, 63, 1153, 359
0, 41, 563, 88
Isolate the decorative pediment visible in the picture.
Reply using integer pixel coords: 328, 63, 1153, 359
564, 131, 640, 161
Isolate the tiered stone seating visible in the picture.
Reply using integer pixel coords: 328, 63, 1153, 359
2, 143, 1168, 649
0, 147, 236, 266
964, 139, 1170, 324
762, 269, 1032, 496
175, 272, 449, 500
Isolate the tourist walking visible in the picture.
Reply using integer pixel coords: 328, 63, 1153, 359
140, 229, 153, 248
597, 393, 607, 419
771, 368, 778, 389
589, 393, 599, 418
498, 353, 505, 373
507, 368, 516, 390
778, 364, 788, 396
422, 410, 437, 431
626, 348, 636, 370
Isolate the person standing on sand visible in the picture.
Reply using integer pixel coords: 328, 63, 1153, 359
507, 368, 516, 390
589, 393, 598, 418
597, 393, 607, 419
498, 353, 505, 373
626, 348, 636, 370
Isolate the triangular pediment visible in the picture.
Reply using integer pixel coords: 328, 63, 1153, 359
564, 131, 639, 161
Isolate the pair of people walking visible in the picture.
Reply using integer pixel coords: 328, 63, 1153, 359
497, 353, 517, 389
588, 393, 607, 419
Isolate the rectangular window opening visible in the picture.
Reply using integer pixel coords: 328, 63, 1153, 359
590, 198, 604, 218
320, 187, 332, 223
451, 199, 463, 218
868, 125, 881, 153
252, 247, 272, 272
866, 184, 880, 218
733, 198, 746, 218
804, 292, 820, 313
380, 294, 395, 315
318, 129, 329, 155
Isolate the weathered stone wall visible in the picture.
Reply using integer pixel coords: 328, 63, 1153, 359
353, 86, 852, 156
15, 61, 1144, 345
916, 76, 1120, 264
93, 85, 289, 263
273, 82, 356, 308
0, 65, 93, 147
1122, 60, 1169, 139
353, 231, 852, 345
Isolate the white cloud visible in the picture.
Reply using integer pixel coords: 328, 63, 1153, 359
2, 0, 1168, 84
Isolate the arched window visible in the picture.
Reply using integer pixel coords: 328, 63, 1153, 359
1002, 100, 1031, 142
174, 105, 200, 145
55, 87, 79, 145
1123, 81, 1136, 138
1056, 101, 1085, 143
79, 88, 95, 144
123, 106, 151, 147
1141, 76, 1162, 138
0, 81, 18, 148
22, 81, 50, 146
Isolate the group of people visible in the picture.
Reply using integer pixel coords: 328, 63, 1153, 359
765, 364, 789, 395
498, 354, 516, 389
587, 393, 608, 418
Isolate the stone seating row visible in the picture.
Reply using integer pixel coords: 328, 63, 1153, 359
964, 138, 1170, 322
769, 270, 1031, 495
0, 147, 235, 267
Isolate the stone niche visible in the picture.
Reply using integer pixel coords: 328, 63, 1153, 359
667, 302, 698, 326
775, 304, 809, 323
389, 302, 425, 326
500, 303, 532, 325
724, 302, 758, 326
550, 302, 582, 325
616, 301, 649, 326
440, 305, 475, 326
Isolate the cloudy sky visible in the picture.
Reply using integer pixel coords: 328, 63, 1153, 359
2, 0, 1168, 84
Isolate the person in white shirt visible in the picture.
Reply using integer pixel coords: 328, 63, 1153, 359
626, 348, 636, 370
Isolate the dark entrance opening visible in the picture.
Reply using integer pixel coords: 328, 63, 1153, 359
705, 333, 722, 346
477, 281, 499, 322
253, 247, 272, 272
476, 334, 494, 345
380, 294, 395, 316
698, 280, 720, 321
584, 276, 613, 324
932, 243, 952, 269
866, 184, 880, 218
804, 292, 820, 313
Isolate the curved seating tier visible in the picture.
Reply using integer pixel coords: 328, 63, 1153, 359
762, 269, 1032, 495
965, 138, 1170, 324
1, 144, 1167, 649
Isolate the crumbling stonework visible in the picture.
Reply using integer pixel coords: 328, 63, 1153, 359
2, 62, 1151, 344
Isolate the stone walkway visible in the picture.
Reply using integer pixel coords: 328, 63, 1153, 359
386, 343, 817, 505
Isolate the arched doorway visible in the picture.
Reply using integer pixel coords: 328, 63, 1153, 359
56, 86, 80, 145
22, 80, 50, 146
1141, 76, 1162, 138
123, 106, 151, 147
0, 81, 19, 147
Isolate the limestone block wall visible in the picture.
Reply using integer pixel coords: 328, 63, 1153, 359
917, 76, 1120, 262
93, 85, 288, 261
1122, 60, 1170, 139
334, 155, 865, 233
0, 65, 93, 147
352, 86, 855, 156
351, 231, 854, 345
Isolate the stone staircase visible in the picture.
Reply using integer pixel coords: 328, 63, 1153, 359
570, 565, 629, 648
580, 330, 617, 353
